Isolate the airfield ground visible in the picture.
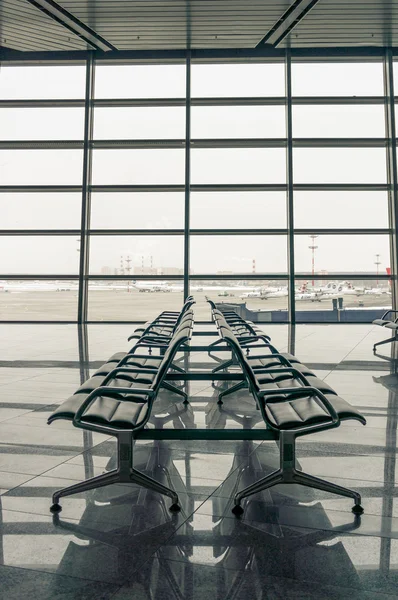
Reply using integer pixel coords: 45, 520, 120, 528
0, 289, 391, 321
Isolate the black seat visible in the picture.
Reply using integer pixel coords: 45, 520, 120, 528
47, 323, 192, 515
217, 326, 366, 517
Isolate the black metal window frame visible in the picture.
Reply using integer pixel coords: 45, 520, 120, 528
0, 48, 396, 323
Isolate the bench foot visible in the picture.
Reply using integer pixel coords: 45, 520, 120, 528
231, 504, 244, 516
352, 504, 364, 515
169, 503, 181, 512
50, 503, 62, 513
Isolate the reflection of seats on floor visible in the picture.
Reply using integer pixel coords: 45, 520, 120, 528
53, 442, 194, 584
48, 323, 192, 514
211, 318, 366, 516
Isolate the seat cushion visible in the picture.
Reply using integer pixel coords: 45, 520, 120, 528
384, 322, 398, 330
373, 319, 388, 326
264, 393, 366, 430
255, 372, 336, 397
48, 393, 149, 429
95, 356, 161, 376
77, 372, 155, 394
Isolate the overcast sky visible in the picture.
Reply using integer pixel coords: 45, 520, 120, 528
0, 61, 392, 275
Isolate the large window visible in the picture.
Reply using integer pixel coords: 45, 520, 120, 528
0, 57, 395, 323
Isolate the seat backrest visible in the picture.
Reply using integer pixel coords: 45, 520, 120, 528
152, 323, 193, 393
218, 325, 260, 395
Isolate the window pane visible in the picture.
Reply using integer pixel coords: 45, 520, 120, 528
191, 63, 285, 97
191, 192, 286, 228
0, 237, 80, 274
0, 108, 85, 141
88, 281, 183, 321
90, 193, 184, 229
294, 234, 390, 274
293, 105, 385, 138
190, 236, 287, 274
0, 65, 86, 99
0, 150, 83, 185
93, 107, 185, 139
294, 191, 389, 229
191, 149, 286, 184
94, 64, 186, 98
0, 279, 78, 320
91, 150, 185, 185
89, 236, 184, 275
292, 62, 384, 96
0, 193, 81, 229
191, 106, 285, 138
200, 279, 289, 322
293, 148, 387, 184
293, 279, 391, 323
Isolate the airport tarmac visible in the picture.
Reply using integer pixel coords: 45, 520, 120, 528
0, 288, 391, 321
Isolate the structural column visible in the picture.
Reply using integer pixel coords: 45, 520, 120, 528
384, 49, 398, 311
285, 49, 295, 324
183, 53, 191, 301
78, 55, 95, 323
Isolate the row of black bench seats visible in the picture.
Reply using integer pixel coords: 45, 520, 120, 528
47, 298, 195, 514
209, 302, 366, 515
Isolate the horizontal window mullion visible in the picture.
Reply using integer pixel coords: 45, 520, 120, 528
0, 230, 81, 235
95, 98, 185, 107
90, 184, 185, 193
191, 138, 286, 148
189, 273, 288, 280
293, 183, 389, 191
89, 229, 184, 235
294, 273, 390, 280
191, 184, 287, 192
0, 141, 83, 149
0, 99, 85, 108
0, 274, 79, 279
293, 138, 387, 148
0, 185, 82, 192
292, 96, 386, 105
88, 274, 183, 280
0, 139, 388, 150
92, 139, 185, 149
190, 229, 287, 235
294, 228, 390, 235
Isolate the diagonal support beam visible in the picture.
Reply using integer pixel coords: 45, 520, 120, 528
257, 0, 321, 48
25, 0, 117, 52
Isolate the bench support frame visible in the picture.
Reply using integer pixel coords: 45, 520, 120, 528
232, 431, 363, 516
373, 332, 398, 352
50, 431, 180, 513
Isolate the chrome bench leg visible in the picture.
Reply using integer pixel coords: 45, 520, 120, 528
130, 469, 180, 511
232, 431, 363, 516
51, 470, 120, 512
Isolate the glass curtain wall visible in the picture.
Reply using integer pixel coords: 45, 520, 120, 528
0, 54, 395, 322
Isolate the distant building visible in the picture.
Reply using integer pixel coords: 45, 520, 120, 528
101, 266, 112, 275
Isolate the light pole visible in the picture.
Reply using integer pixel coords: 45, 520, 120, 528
375, 254, 381, 287
125, 255, 132, 292
308, 235, 319, 288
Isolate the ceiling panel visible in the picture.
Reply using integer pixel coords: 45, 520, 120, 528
280, 0, 398, 48
56, 0, 290, 49
0, 0, 89, 51
2, 0, 398, 53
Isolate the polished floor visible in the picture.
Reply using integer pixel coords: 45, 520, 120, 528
0, 322, 397, 599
